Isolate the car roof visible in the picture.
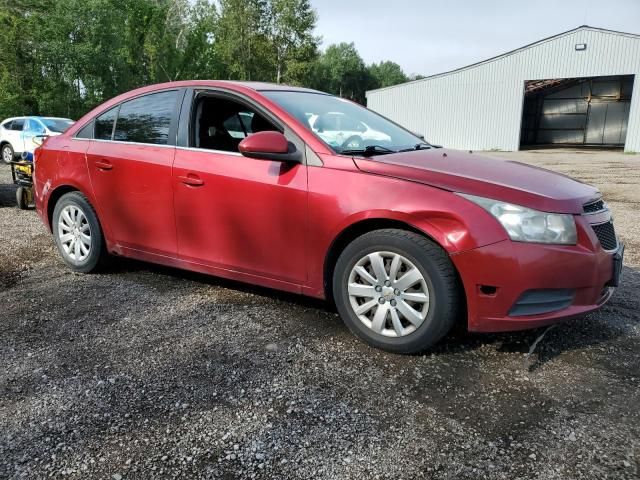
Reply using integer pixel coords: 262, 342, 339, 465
112, 80, 328, 99
1, 117, 26, 123
218, 81, 326, 94
33, 116, 74, 121
2, 116, 73, 123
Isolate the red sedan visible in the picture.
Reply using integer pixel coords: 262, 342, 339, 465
33, 81, 624, 353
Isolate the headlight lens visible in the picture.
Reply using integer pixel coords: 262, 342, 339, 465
459, 194, 577, 245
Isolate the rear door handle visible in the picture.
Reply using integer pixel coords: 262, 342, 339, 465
95, 159, 113, 170
178, 174, 204, 187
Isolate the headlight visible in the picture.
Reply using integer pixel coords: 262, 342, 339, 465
459, 194, 577, 245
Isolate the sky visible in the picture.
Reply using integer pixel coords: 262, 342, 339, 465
312, 0, 640, 76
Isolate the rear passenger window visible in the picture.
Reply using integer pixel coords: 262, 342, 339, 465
11, 119, 24, 131
95, 108, 117, 140
114, 91, 178, 145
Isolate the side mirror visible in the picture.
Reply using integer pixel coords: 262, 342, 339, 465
239, 131, 302, 163
32, 134, 49, 146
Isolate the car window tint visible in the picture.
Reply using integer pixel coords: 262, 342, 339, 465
2, 121, 12, 130
114, 91, 178, 144
318, 114, 340, 131
340, 116, 364, 131
30, 120, 45, 134
76, 121, 94, 139
42, 118, 73, 133
192, 95, 278, 152
263, 91, 424, 153
223, 112, 254, 139
95, 108, 117, 140
12, 119, 25, 131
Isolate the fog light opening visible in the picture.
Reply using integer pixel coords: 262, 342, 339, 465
479, 285, 498, 296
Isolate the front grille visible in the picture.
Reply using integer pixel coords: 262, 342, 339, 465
583, 199, 605, 213
591, 221, 618, 251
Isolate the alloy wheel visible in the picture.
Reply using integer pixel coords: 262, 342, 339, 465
2, 146, 12, 163
347, 251, 430, 337
58, 205, 92, 262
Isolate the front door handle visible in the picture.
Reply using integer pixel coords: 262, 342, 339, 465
178, 174, 204, 187
95, 159, 113, 170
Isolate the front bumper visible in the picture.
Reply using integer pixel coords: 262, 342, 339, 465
451, 239, 621, 332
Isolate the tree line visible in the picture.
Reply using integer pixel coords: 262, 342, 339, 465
0, 0, 424, 120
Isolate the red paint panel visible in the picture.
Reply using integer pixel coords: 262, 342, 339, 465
172, 149, 307, 284
239, 131, 289, 154
452, 237, 614, 332
354, 149, 600, 214
85, 141, 177, 255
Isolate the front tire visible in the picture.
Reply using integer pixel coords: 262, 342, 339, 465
333, 229, 462, 354
52, 192, 107, 273
2, 143, 14, 164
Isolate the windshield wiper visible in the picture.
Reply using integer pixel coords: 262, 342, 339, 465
341, 145, 397, 157
397, 143, 432, 153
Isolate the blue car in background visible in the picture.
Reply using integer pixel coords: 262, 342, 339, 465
1, 116, 74, 163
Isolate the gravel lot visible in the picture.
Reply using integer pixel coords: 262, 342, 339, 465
1, 149, 639, 479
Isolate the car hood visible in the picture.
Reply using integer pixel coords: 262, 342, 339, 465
353, 149, 599, 214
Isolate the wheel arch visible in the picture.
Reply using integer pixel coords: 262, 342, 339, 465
46, 185, 88, 232
323, 217, 450, 302
1, 140, 13, 155
46, 183, 114, 253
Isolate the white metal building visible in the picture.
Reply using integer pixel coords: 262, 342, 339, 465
366, 26, 640, 152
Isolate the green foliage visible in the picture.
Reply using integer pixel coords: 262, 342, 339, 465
215, 0, 272, 81
311, 42, 369, 103
0, 0, 418, 118
267, 0, 318, 84
368, 61, 408, 90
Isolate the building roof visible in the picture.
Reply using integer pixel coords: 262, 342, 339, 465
367, 25, 640, 95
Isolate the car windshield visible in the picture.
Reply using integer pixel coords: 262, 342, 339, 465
262, 91, 427, 154
42, 118, 74, 133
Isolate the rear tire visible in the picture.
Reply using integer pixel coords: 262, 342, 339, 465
52, 191, 108, 273
2, 143, 14, 164
16, 186, 29, 210
333, 229, 462, 354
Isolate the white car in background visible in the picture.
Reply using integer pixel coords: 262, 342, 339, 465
1, 116, 74, 163
308, 112, 391, 149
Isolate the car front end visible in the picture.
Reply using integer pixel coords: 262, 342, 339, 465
260, 87, 623, 338
451, 195, 622, 332
349, 146, 623, 333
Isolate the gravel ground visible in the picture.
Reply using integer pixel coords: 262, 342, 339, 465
1, 149, 639, 479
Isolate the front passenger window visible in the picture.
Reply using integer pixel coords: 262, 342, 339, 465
192, 95, 278, 153
223, 112, 253, 139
